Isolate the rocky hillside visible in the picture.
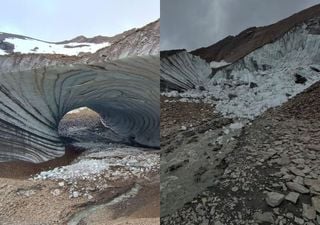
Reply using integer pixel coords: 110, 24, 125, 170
191, 4, 320, 63
87, 19, 160, 62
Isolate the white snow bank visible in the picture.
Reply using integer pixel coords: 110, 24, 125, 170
210, 60, 230, 68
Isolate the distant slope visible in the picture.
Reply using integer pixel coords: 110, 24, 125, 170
0, 32, 111, 56
190, 4, 320, 63
0, 19, 160, 72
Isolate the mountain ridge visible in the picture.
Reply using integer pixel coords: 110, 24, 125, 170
0, 19, 159, 57
191, 3, 320, 63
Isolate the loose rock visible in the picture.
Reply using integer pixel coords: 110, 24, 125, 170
266, 192, 285, 207
254, 212, 274, 224
312, 196, 320, 213
286, 182, 309, 194
285, 192, 299, 204
302, 203, 316, 220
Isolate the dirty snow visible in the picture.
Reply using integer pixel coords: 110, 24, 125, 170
34, 145, 159, 182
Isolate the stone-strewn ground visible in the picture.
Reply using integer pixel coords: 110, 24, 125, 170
161, 82, 320, 225
0, 109, 160, 225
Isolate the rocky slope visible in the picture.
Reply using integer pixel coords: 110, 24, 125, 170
161, 80, 320, 225
87, 19, 160, 62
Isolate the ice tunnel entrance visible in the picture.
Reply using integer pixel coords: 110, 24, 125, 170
0, 56, 159, 163
58, 107, 127, 146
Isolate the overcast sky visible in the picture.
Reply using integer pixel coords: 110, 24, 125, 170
0, 0, 159, 42
161, 0, 319, 51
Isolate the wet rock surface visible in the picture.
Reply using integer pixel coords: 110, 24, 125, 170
161, 82, 320, 224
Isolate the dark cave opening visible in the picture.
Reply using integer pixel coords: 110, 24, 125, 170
57, 107, 154, 148
58, 107, 111, 144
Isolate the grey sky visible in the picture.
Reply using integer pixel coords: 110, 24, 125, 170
161, 0, 320, 51
0, 0, 159, 42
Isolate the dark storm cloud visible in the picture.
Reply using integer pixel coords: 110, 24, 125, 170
161, 0, 320, 50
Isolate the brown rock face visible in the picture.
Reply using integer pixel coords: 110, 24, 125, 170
190, 4, 320, 63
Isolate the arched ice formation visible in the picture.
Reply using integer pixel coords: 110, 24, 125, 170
0, 55, 159, 162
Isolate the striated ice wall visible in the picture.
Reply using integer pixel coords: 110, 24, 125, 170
160, 51, 211, 91
0, 55, 159, 162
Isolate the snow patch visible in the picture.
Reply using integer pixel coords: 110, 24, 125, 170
229, 122, 245, 130
1, 37, 110, 56
0, 49, 8, 55
67, 107, 89, 114
210, 60, 230, 68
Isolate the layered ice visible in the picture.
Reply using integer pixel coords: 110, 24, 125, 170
0, 56, 160, 162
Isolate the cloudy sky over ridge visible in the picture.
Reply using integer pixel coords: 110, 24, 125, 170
161, 0, 319, 50
0, 0, 159, 41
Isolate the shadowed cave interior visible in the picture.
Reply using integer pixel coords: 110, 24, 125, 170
58, 106, 146, 147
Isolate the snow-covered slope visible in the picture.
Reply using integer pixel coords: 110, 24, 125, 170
0, 19, 159, 58
0, 19, 160, 72
161, 18, 320, 119
87, 19, 159, 62
1, 37, 110, 56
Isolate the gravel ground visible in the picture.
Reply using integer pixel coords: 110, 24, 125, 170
0, 109, 160, 225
